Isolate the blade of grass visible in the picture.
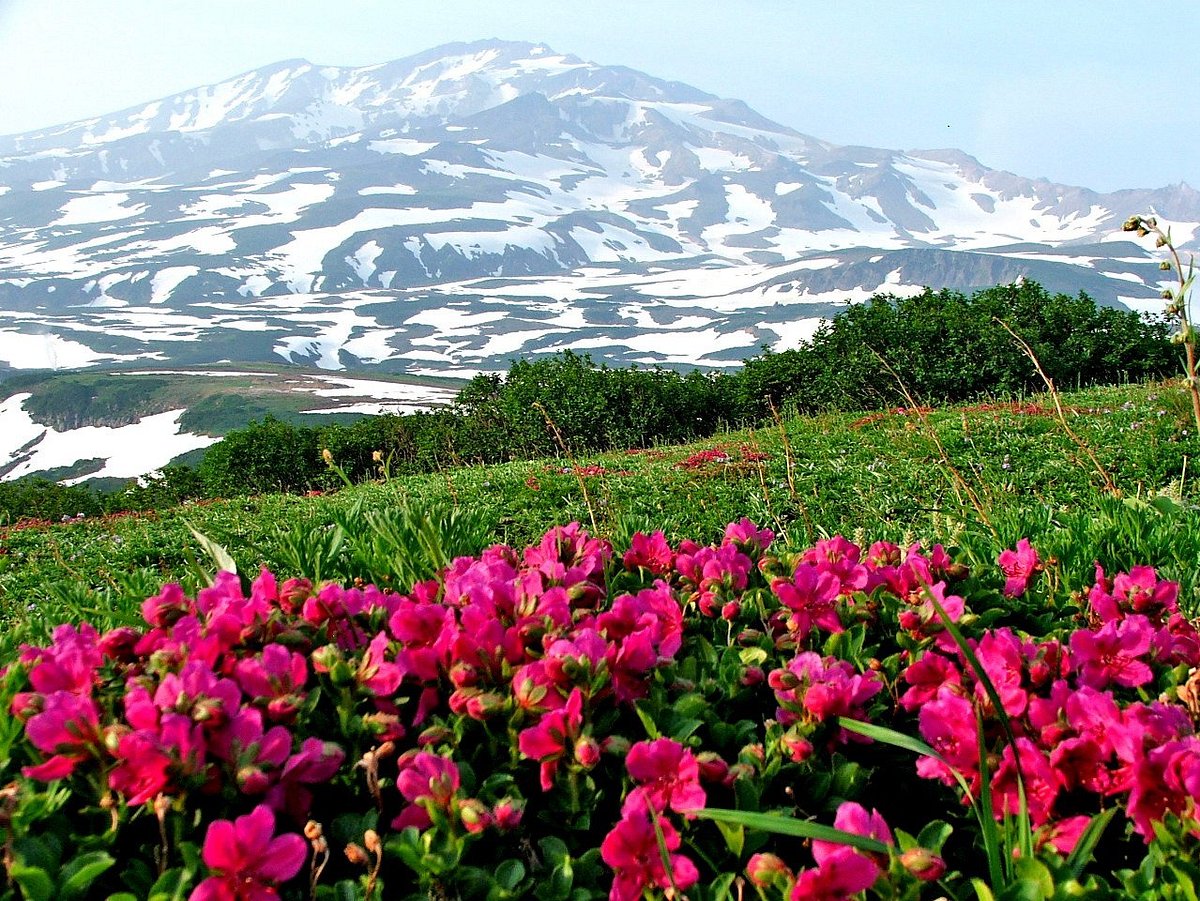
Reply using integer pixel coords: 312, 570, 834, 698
1064, 808, 1117, 880
693, 808, 889, 856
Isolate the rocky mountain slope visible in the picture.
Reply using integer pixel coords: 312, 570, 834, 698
0, 39, 1194, 374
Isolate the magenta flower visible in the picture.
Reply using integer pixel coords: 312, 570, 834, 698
991, 738, 1061, 825
1069, 615, 1155, 689
622, 531, 674, 574
355, 631, 402, 696
21, 623, 103, 696
801, 536, 870, 591
518, 688, 585, 790
791, 802, 893, 901
600, 798, 699, 901
108, 730, 174, 805
392, 751, 461, 830
22, 690, 101, 781
234, 645, 309, 722
723, 518, 774, 554
623, 738, 707, 817
916, 691, 980, 786
899, 652, 961, 712
773, 564, 843, 636
1090, 564, 1180, 624
770, 652, 882, 739
997, 538, 1040, 597
190, 804, 306, 901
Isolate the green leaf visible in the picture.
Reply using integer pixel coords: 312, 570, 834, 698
971, 878, 997, 901
633, 701, 661, 739
9, 864, 54, 901
669, 717, 703, 742
694, 808, 890, 855
495, 859, 526, 892
185, 523, 237, 576
916, 819, 953, 853
61, 851, 116, 901
1065, 808, 1117, 880
738, 647, 768, 667
704, 872, 738, 900
713, 818, 744, 856
334, 880, 359, 901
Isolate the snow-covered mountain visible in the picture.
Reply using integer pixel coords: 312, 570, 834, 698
0, 39, 1195, 374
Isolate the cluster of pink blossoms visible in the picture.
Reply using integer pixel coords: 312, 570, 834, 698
13, 517, 1200, 900
10, 522, 693, 897
601, 738, 708, 901
904, 548, 1200, 847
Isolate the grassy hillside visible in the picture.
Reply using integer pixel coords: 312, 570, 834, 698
2, 381, 1197, 657
1, 364, 464, 433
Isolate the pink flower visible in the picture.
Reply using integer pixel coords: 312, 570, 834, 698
991, 738, 1061, 826
1090, 564, 1179, 624
392, 751, 461, 830
234, 645, 309, 722
723, 518, 774, 554
790, 802, 893, 901
109, 730, 174, 805
22, 624, 103, 695
916, 691, 979, 786
601, 798, 699, 901
899, 652, 961, 712
770, 653, 882, 740
1069, 615, 1155, 689
355, 632, 402, 696
518, 688, 585, 790
998, 538, 1039, 597
22, 691, 101, 781
622, 531, 674, 574
773, 564, 843, 636
1036, 815, 1092, 855
190, 804, 306, 901
801, 536, 870, 592
623, 738, 707, 817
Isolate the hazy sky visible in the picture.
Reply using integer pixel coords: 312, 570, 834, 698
0, 1, 1196, 192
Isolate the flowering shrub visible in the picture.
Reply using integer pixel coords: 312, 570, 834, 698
4, 518, 1200, 899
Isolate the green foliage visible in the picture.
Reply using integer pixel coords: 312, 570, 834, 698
738, 282, 1176, 417
196, 414, 324, 496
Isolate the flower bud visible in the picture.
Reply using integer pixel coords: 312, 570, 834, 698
465, 691, 506, 721
344, 842, 369, 865
727, 762, 756, 782
304, 820, 324, 841
321, 448, 334, 465
900, 847, 947, 881
310, 644, 342, 674
1161, 260, 1173, 270
492, 797, 525, 830
574, 735, 602, 769
768, 668, 799, 691
780, 731, 814, 764
746, 853, 794, 888
696, 751, 730, 784
459, 798, 492, 834
741, 665, 765, 687
418, 725, 455, 747
364, 829, 381, 853
600, 735, 632, 756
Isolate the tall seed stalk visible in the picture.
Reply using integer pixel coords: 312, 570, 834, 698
1124, 214, 1200, 432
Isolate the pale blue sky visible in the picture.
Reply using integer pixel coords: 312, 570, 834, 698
0, 0, 1195, 192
